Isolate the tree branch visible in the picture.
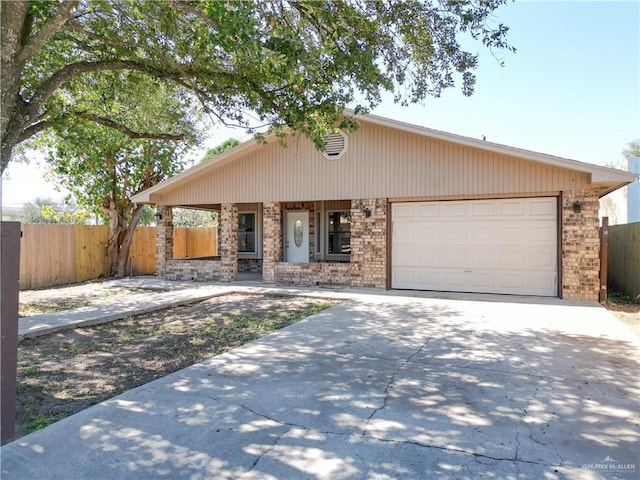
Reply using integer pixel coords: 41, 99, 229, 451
75, 112, 185, 141
18, 111, 185, 143
17, 118, 54, 142
17, 1, 76, 65
169, 1, 220, 30
65, 21, 179, 69
28, 58, 234, 122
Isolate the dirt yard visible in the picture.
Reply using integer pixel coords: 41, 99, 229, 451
16, 292, 336, 439
605, 296, 640, 337
13, 280, 637, 440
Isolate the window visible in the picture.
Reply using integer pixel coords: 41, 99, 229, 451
327, 211, 351, 257
238, 212, 256, 253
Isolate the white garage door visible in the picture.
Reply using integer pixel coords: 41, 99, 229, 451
392, 198, 558, 296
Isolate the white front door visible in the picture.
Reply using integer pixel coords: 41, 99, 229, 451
285, 211, 309, 263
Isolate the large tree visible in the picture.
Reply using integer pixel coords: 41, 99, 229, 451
1, 0, 513, 173
41, 71, 199, 277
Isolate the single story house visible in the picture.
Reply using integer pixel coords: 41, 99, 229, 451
131, 113, 636, 301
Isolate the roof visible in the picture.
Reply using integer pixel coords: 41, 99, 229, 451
131, 113, 637, 204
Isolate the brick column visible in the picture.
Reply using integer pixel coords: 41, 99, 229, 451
350, 198, 387, 288
219, 203, 238, 281
262, 202, 282, 283
561, 189, 600, 300
156, 206, 173, 276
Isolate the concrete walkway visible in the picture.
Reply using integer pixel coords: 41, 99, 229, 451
18, 277, 361, 340
19, 287, 222, 339
18, 275, 609, 340
3, 281, 639, 479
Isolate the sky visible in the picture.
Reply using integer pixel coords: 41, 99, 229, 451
2, 0, 639, 210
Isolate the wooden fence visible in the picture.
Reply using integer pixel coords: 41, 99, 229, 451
18, 224, 217, 290
608, 221, 640, 299
173, 227, 218, 260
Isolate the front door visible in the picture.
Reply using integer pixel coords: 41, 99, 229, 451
285, 211, 309, 262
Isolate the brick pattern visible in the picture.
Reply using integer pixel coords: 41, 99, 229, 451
238, 258, 263, 273
274, 262, 351, 286
157, 193, 601, 300
561, 189, 601, 300
350, 198, 387, 288
165, 259, 223, 281
219, 203, 238, 281
156, 206, 173, 276
262, 202, 282, 283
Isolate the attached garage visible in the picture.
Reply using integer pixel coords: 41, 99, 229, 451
134, 112, 636, 301
392, 197, 558, 296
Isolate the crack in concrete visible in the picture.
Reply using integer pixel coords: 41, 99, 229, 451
237, 396, 558, 471
209, 392, 563, 473
515, 419, 521, 461
234, 400, 353, 438
246, 426, 289, 474
519, 380, 564, 466
517, 380, 538, 462
366, 434, 554, 467
361, 339, 431, 437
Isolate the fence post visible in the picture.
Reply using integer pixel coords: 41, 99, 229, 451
1, 222, 21, 444
599, 217, 609, 303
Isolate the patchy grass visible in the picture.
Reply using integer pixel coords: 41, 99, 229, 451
605, 291, 640, 338
24, 413, 67, 434
16, 294, 337, 439
607, 291, 640, 306
19, 300, 89, 317
19, 285, 159, 317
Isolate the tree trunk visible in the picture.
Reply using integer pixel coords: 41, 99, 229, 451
1, 2, 27, 174
114, 205, 145, 278
105, 205, 124, 277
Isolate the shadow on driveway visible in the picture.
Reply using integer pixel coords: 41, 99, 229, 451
2, 296, 639, 479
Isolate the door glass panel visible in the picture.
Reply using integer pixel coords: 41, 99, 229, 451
294, 219, 303, 247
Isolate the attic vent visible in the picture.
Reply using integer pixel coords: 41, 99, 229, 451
322, 130, 348, 160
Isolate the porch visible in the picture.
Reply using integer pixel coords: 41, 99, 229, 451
155, 199, 387, 288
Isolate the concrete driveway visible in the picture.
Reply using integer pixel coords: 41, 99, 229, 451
2, 292, 639, 479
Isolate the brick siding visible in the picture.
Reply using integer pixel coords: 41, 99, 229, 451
165, 258, 223, 281
262, 202, 282, 283
238, 258, 263, 273
350, 198, 387, 288
156, 206, 173, 276
274, 261, 351, 286
219, 203, 238, 281
157, 193, 601, 300
561, 189, 601, 301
